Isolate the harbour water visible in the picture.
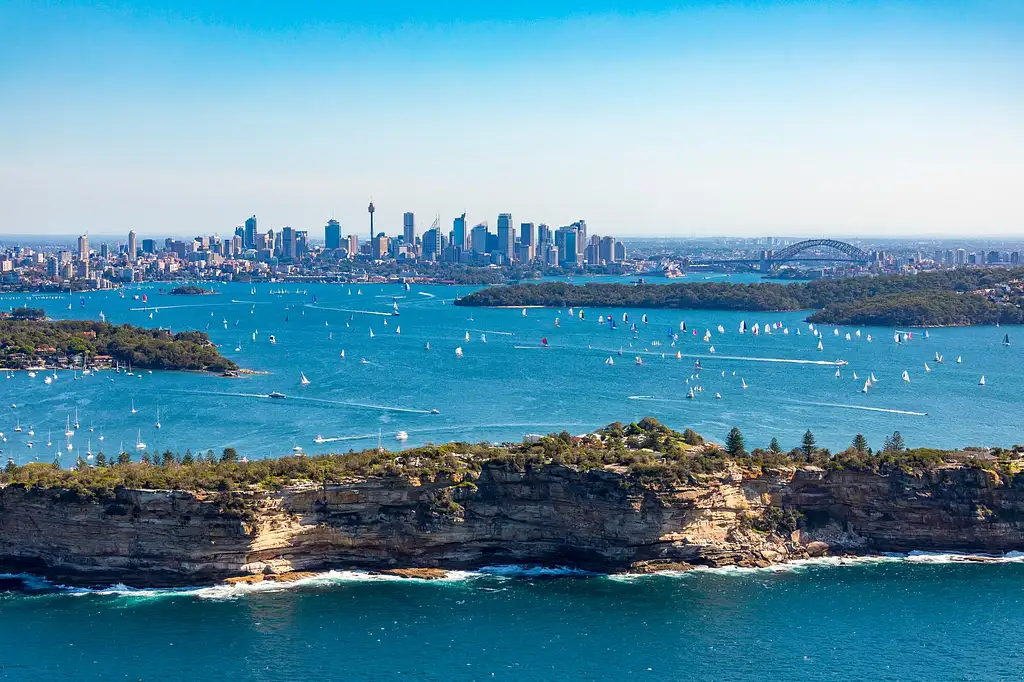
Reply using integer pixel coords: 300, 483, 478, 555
2, 558, 1024, 680
1, 278, 1021, 463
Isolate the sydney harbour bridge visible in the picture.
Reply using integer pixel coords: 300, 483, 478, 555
693, 239, 873, 270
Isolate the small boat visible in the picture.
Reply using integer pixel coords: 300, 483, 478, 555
300, 373, 310, 386
155, 408, 161, 429
634, 356, 643, 365
135, 430, 146, 450
902, 370, 910, 382
1003, 333, 1010, 346
870, 373, 878, 383
44, 376, 52, 384
424, 342, 430, 351
741, 378, 748, 389
131, 399, 137, 415
269, 392, 286, 399
956, 356, 962, 364
924, 363, 931, 372
431, 409, 440, 414
480, 333, 486, 343
395, 431, 409, 441
464, 331, 470, 342
340, 350, 346, 358
979, 375, 986, 386
314, 435, 326, 444
606, 356, 614, 365
74, 409, 80, 430
14, 420, 21, 432
27, 371, 36, 378
852, 372, 859, 380
269, 335, 277, 344
715, 393, 721, 399
64, 416, 74, 437
817, 340, 823, 351
708, 345, 715, 353
455, 347, 464, 358
395, 326, 401, 335
862, 380, 870, 393
835, 369, 840, 378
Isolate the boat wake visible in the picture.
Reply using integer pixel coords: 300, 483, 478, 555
304, 304, 390, 316
467, 329, 514, 336
787, 400, 928, 416
295, 396, 433, 414
128, 302, 247, 311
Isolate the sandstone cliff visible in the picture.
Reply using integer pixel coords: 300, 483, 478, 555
1, 462, 1022, 586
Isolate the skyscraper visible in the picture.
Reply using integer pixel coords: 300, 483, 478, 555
453, 213, 468, 250
281, 227, 297, 260
496, 213, 514, 261
471, 223, 489, 254
403, 212, 415, 245
422, 228, 441, 261
599, 236, 615, 263
127, 230, 137, 261
77, 234, 89, 260
244, 215, 257, 249
555, 226, 580, 266
537, 224, 552, 247
325, 219, 341, 249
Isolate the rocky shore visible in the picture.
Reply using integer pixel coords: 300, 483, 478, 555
1, 462, 1022, 587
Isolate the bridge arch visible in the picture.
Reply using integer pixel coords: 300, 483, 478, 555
770, 239, 870, 262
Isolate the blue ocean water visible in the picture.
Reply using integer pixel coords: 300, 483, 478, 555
0, 277, 1021, 463
2, 559, 1024, 681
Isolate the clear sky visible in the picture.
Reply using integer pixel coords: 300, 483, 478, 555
1, 0, 1021, 238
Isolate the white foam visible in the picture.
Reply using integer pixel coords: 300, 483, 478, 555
477, 565, 595, 578
788, 400, 928, 417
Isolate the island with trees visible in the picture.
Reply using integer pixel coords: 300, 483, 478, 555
455, 268, 1024, 326
168, 285, 218, 295
0, 313, 237, 372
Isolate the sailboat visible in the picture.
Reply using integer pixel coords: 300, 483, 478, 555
833, 328, 840, 336
369, 329, 375, 338
235, 340, 242, 352
709, 345, 716, 353
424, 342, 430, 351
835, 368, 841, 378
464, 331, 470, 342
870, 373, 878, 383
817, 340, 823, 351
845, 333, 851, 341
605, 356, 614, 365
47, 430, 52, 447
924, 362, 931, 372
392, 301, 400, 316
741, 378, 748, 389
14, 420, 21, 432
675, 350, 682, 360
340, 349, 346, 358
300, 373, 310, 386
1003, 333, 1010, 346
739, 320, 747, 334
862, 380, 870, 393
687, 387, 695, 400
64, 415, 74, 437
135, 430, 146, 450
717, 325, 724, 334
395, 326, 401, 335
902, 370, 910, 382
641, 314, 648, 324
74, 408, 80, 430
455, 347, 464, 358
979, 375, 986, 386
480, 333, 487, 343
956, 356, 962, 364
131, 399, 137, 414
522, 308, 527, 317
866, 334, 872, 342
634, 356, 643, 365
935, 352, 943, 363
852, 372, 859, 380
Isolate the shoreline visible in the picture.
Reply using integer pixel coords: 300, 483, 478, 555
4, 551, 1023, 593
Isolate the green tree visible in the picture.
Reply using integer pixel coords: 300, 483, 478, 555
117, 451, 131, 465
883, 431, 905, 453
95, 453, 107, 467
5, 458, 15, 474
725, 427, 746, 457
768, 437, 782, 454
181, 451, 194, 465
801, 430, 817, 457
852, 434, 869, 454
682, 428, 704, 446
161, 450, 175, 467
221, 447, 238, 463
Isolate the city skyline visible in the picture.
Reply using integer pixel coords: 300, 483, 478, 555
1, 1, 1022, 237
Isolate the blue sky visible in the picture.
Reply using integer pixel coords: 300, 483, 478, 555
1, 0, 1022, 238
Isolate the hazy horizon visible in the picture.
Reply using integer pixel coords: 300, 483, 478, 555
2, 0, 1021, 238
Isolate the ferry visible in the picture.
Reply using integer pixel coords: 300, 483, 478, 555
268, 391, 286, 399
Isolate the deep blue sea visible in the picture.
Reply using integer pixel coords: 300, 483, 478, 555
2, 558, 1024, 681
2, 276, 1024, 680
0, 276, 1019, 463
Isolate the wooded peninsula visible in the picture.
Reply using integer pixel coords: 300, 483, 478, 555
0, 310, 237, 372
455, 268, 1024, 326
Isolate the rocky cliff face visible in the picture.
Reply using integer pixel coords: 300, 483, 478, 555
2, 462, 1022, 586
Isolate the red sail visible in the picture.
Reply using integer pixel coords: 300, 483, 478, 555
541, 338, 548, 346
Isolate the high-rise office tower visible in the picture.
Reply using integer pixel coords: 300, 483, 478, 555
599, 236, 615, 263
497, 213, 514, 261
403, 212, 415, 245
281, 227, 296, 260
244, 216, 257, 249
422, 228, 441, 261
471, 223, 489, 254
453, 213, 468, 251
127, 230, 137, 261
77, 234, 89, 260
325, 219, 341, 250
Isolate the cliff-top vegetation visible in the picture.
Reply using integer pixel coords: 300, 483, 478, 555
2, 418, 1016, 501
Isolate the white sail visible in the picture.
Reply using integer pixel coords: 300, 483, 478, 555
522, 308, 527, 316
853, 372, 859, 380
835, 368, 841, 378
845, 333, 851, 341
606, 356, 614, 365
817, 340, 823, 351
979, 375, 986, 386
870, 373, 878, 383
369, 329, 375, 338
301, 373, 310, 386
480, 333, 487, 343
902, 370, 910, 382
717, 325, 724, 333
395, 326, 401, 335
455, 347, 463, 357
741, 378, 748, 389
709, 345, 715, 353
956, 356, 962, 364
924, 363, 931, 372
862, 380, 870, 393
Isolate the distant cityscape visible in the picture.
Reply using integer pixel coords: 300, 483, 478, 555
0, 205, 1022, 290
